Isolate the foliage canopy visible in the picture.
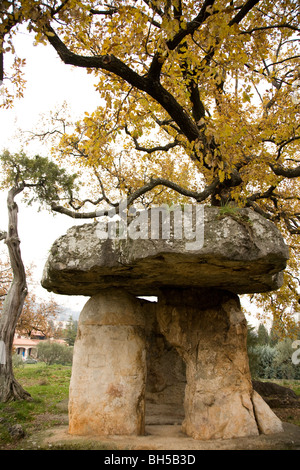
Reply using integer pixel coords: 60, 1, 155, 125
1, 1, 300, 333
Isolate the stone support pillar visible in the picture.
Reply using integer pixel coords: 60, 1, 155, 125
68, 289, 146, 436
157, 287, 283, 440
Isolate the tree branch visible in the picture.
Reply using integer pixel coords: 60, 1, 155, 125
51, 177, 219, 219
241, 23, 300, 34
228, 0, 261, 26
167, 0, 216, 51
124, 124, 180, 153
147, 0, 216, 81
270, 163, 300, 178
247, 185, 278, 202
178, 41, 206, 124
90, 5, 161, 28
43, 24, 200, 142
281, 212, 300, 235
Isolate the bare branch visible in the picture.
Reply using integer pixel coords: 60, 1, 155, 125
241, 23, 300, 35
124, 125, 180, 153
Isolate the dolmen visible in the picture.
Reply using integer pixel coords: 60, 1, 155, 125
42, 206, 289, 440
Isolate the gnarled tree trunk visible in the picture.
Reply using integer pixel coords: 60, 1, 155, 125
0, 186, 31, 401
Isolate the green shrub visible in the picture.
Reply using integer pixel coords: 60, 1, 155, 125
252, 344, 277, 379
12, 353, 25, 369
248, 338, 300, 380
37, 341, 73, 365
273, 338, 299, 379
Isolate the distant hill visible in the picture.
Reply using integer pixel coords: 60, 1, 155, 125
58, 307, 81, 322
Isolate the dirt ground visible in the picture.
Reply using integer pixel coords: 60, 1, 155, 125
33, 418, 300, 451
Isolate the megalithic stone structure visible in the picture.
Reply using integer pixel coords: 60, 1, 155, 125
68, 289, 146, 436
42, 207, 288, 439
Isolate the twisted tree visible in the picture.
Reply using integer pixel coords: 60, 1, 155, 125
0, 150, 76, 401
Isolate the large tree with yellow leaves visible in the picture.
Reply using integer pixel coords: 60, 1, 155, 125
1, 1, 300, 333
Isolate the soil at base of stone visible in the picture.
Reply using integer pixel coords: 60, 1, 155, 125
37, 422, 300, 450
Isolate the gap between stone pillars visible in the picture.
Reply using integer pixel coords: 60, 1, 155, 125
156, 287, 283, 440
68, 288, 147, 436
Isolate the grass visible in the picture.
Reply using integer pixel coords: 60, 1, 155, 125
0, 363, 72, 449
279, 379, 300, 396
0, 363, 119, 450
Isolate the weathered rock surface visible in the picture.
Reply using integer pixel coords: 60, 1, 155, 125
42, 207, 289, 296
156, 287, 283, 440
68, 289, 146, 436
252, 391, 283, 435
142, 299, 186, 425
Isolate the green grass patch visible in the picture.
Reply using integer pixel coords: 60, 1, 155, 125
0, 363, 71, 449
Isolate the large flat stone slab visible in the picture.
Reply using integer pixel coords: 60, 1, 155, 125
41, 207, 289, 296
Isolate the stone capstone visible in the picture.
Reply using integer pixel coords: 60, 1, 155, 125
41, 207, 289, 296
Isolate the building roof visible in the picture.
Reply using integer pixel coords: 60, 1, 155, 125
13, 337, 39, 347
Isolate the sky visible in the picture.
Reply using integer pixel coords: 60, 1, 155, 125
0, 26, 261, 326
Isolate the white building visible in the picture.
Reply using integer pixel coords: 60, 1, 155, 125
13, 336, 39, 360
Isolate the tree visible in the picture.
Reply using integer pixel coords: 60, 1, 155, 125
246, 322, 260, 377
253, 344, 276, 379
257, 323, 269, 346
0, 150, 77, 401
272, 337, 297, 379
1, 254, 61, 339
37, 340, 73, 365
63, 315, 78, 346
1, 1, 300, 330
16, 293, 61, 339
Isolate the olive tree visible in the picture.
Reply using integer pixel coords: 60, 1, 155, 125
0, 150, 77, 401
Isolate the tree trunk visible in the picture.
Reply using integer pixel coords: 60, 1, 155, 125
0, 186, 31, 401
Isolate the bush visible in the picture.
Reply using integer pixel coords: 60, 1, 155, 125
272, 338, 299, 379
12, 354, 24, 369
251, 345, 277, 379
248, 338, 300, 380
37, 341, 73, 365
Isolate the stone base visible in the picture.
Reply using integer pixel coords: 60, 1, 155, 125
68, 289, 146, 436
68, 287, 283, 440
157, 288, 283, 440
